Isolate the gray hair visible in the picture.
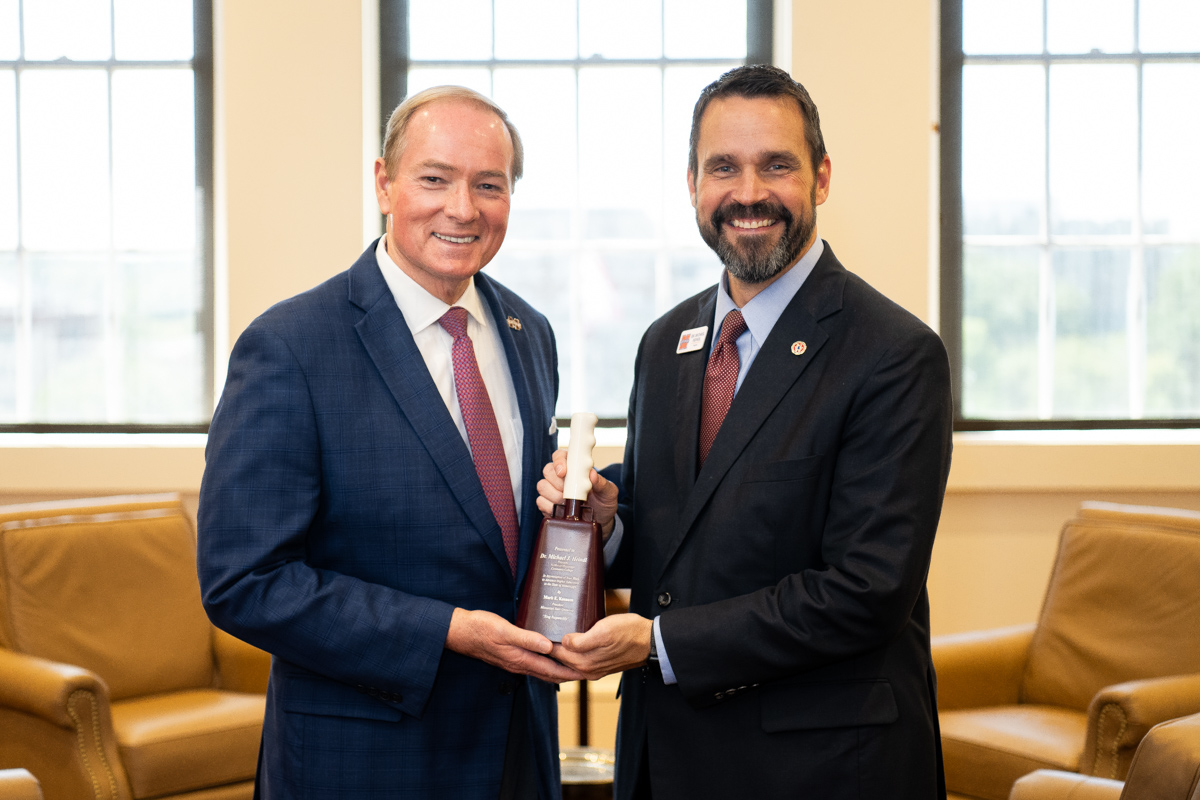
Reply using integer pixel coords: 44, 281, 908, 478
381, 85, 524, 184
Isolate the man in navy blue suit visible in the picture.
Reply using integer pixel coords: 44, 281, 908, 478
198, 86, 581, 800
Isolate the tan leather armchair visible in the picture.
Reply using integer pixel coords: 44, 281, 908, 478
0, 494, 271, 800
1009, 712, 1200, 800
935, 502, 1200, 800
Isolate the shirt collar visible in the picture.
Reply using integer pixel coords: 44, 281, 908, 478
374, 235, 490, 335
713, 235, 824, 347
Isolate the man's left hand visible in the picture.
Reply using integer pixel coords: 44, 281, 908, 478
550, 613, 653, 680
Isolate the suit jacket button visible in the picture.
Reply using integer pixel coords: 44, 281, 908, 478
499, 681, 515, 695
657, 592, 672, 608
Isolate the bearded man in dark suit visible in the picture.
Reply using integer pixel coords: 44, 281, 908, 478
539, 65, 953, 800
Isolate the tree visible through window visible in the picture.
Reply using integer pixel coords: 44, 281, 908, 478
382, 0, 772, 419
942, 0, 1200, 427
0, 0, 212, 431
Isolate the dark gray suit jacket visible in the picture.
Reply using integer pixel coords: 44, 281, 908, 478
610, 242, 953, 800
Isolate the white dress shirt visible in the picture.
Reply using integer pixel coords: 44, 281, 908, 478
375, 236, 525, 518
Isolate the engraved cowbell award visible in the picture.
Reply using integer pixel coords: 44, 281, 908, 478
516, 413, 606, 642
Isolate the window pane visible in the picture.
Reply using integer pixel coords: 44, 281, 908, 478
495, 0, 576, 60
1049, 64, 1136, 235
114, 0, 193, 60
1145, 247, 1200, 417
664, 0, 746, 60
962, 246, 1040, 418
23, 0, 112, 61
963, 0, 1043, 55
0, 253, 15, 420
119, 253, 203, 422
0, 71, 16, 250
494, 67, 576, 240
579, 67, 661, 239
20, 70, 110, 250
580, 0, 661, 59
1052, 248, 1129, 418
484, 250, 573, 409
1143, 64, 1200, 238
1047, 0, 1133, 54
1140, 0, 1200, 52
404, 68, 491, 98
669, 251, 723, 308
0, 0, 18, 59
29, 252, 108, 422
962, 65, 1045, 236
578, 250, 657, 416
664, 64, 730, 246
112, 70, 195, 250
409, 0, 492, 61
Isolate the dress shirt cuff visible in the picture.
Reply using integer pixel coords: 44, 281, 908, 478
653, 616, 677, 685
603, 516, 624, 568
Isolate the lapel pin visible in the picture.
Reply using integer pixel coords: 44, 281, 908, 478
676, 326, 709, 354
791, 341, 807, 356
507, 316, 522, 331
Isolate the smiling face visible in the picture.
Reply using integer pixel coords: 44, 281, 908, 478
374, 98, 515, 304
688, 95, 831, 299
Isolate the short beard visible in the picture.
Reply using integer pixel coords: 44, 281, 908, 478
697, 192, 816, 285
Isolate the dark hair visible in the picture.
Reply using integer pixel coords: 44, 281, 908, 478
688, 64, 827, 176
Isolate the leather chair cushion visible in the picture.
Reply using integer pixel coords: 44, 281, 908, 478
0, 509, 214, 700
1008, 770, 1123, 800
940, 705, 1088, 800
1022, 513, 1200, 711
110, 689, 265, 799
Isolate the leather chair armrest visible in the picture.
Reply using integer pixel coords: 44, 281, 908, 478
931, 623, 1036, 710
1119, 713, 1200, 800
0, 648, 108, 728
1008, 770, 1123, 800
0, 769, 44, 800
212, 628, 271, 694
1081, 673, 1200, 780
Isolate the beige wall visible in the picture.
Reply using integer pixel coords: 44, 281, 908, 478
3, 0, 1200, 650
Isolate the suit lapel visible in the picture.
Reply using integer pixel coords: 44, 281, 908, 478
348, 247, 513, 582
475, 275, 544, 589
662, 250, 848, 577
672, 290, 717, 504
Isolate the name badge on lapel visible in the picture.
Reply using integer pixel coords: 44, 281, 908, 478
676, 326, 708, 354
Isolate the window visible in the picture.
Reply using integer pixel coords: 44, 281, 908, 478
0, 0, 213, 432
941, 0, 1200, 429
381, 0, 772, 420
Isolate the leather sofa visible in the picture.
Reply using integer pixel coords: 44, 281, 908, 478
0, 494, 271, 800
1009, 712, 1200, 800
935, 502, 1200, 800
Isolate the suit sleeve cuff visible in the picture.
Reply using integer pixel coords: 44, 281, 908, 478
653, 616, 677, 685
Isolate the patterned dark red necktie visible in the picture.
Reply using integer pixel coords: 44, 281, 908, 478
439, 307, 519, 575
698, 308, 747, 467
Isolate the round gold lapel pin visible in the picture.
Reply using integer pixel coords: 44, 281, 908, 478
791, 341, 807, 356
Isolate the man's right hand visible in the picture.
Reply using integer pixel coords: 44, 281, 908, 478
444, 607, 586, 684
536, 449, 619, 536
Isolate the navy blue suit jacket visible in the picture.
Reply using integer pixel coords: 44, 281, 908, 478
198, 242, 561, 799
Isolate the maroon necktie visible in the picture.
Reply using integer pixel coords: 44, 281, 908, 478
698, 308, 747, 467
440, 307, 519, 575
